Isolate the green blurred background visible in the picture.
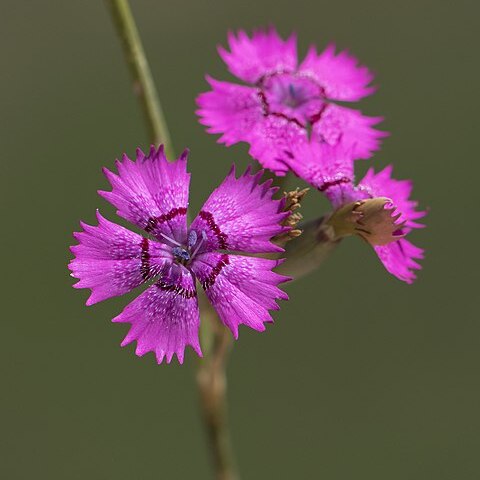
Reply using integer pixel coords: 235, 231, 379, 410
1, 0, 478, 478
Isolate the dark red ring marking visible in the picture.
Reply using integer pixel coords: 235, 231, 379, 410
145, 207, 187, 233
140, 237, 151, 281
155, 281, 196, 299
257, 90, 305, 129
201, 254, 230, 290
318, 177, 352, 192
308, 103, 328, 124
256, 73, 327, 130
199, 211, 228, 250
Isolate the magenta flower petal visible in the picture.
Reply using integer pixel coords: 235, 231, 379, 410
99, 145, 190, 244
282, 141, 360, 210
245, 115, 307, 175
190, 165, 289, 254
312, 104, 386, 161
374, 239, 424, 284
113, 264, 201, 364
299, 44, 376, 101
69, 211, 172, 305
191, 252, 289, 338
196, 77, 307, 174
282, 141, 354, 191
196, 78, 264, 147
218, 28, 297, 84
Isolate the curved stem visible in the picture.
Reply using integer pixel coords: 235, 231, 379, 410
197, 294, 239, 480
106, 0, 174, 159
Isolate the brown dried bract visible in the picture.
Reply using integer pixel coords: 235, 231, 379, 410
273, 188, 309, 243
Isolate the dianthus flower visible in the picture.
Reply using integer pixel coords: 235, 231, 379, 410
197, 27, 386, 175
285, 142, 425, 283
69, 146, 289, 364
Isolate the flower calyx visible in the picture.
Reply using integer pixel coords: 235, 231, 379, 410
327, 197, 406, 246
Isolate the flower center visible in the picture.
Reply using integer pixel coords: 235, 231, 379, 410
161, 230, 207, 265
172, 246, 190, 262
260, 73, 326, 127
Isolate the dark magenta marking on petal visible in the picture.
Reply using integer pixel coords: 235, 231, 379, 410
256, 72, 327, 130
257, 90, 269, 116
201, 254, 230, 290
140, 237, 151, 281
318, 177, 352, 192
199, 211, 229, 250
155, 281, 196, 299
257, 89, 304, 129
308, 103, 328, 124
256, 70, 294, 86
144, 207, 188, 233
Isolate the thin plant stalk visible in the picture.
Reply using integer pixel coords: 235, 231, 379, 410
106, 0, 174, 158
105, 2, 239, 479
197, 293, 238, 480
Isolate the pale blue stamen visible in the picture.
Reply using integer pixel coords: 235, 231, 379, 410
159, 232, 182, 247
188, 230, 198, 249
288, 83, 296, 98
191, 230, 208, 259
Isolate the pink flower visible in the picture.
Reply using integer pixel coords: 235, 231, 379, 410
285, 142, 425, 283
196, 27, 386, 175
69, 146, 290, 364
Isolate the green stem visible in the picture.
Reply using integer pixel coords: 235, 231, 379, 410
276, 216, 340, 279
105, 2, 238, 479
197, 294, 238, 480
106, 0, 174, 158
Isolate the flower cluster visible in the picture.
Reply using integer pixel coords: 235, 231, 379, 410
198, 27, 425, 283
70, 26, 426, 365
